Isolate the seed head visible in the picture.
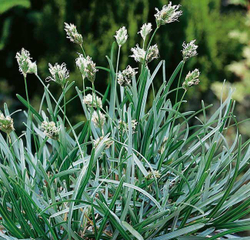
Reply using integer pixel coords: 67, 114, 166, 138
117, 65, 137, 87
182, 40, 198, 60
131, 120, 138, 132
91, 111, 105, 128
16, 48, 37, 76
147, 44, 160, 63
64, 22, 83, 46
93, 136, 113, 149
131, 45, 146, 63
138, 23, 152, 41
40, 121, 60, 140
76, 55, 98, 83
83, 94, 102, 108
46, 63, 70, 86
155, 2, 182, 28
131, 44, 159, 64
183, 69, 200, 90
0, 112, 14, 134
114, 26, 128, 46
118, 119, 137, 133
28, 61, 37, 75
146, 170, 161, 179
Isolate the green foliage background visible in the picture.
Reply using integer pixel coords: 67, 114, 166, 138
0, 0, 248, 125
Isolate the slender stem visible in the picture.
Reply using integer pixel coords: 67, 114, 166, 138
91, 82, 96, 101
83, 77, 86, 97
80, 45, 87, 58
91, 82, 103, 134
23, 76, 30, 112
116, 46, 121, 74
91, 82, 98, 111
115, 46, 121, 110
79, 44, 87, 97
146, 28, 158, 52
79, 44, 86, 95
141, 27, 159, 72
175, 61, 185, 105
63, 86, 66, 125
110, 45, 121, 165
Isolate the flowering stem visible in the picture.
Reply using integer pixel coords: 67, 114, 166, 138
142, 39, 145, 50
91, 82, 103, 134
23, 76, 30, 113
91, 82, 96, 103
63, 86, 66, 125
80, 45, 87, 58
146, 27, 158, 52
145, 28, 158, 61
175, 61, 185, 105
140, 27, 159, 76
109, 45, 121, 162
82, 77, 86, 97
113, 45, 121, 116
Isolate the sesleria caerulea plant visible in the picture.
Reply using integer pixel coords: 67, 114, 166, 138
0, 2, 250, 240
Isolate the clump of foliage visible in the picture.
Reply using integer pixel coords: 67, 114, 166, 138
0, 2, 249, 240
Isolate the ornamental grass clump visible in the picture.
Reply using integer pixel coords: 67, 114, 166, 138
0, 3, 249, 240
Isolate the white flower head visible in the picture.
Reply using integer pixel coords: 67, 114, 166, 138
147, 44, 160, 63
118, 119, 137, 133
183, 69, 200, 90
146, 170, 161, 179
91, 111, 105, 128
93, 136, 113, 149
28, 61, 37, 75
40, 121, 60, 140
131, 120, 138, 132
182, 40, 198, 60
138, 23, 152, 41
46, 63, 69, 86
0, 112, 14, 134
117, 65, 137, 87
76, 54, 98, 83
64, 22, 83, 45
114, 26, 128, 46
155, 2, 182, 27
83, 94, 102, 108
131, 45, 146, 63
131, 44, 159, 64
16, 48, 37, 76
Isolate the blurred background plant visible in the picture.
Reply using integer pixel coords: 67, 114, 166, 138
212, 0, 250, 139
0, 0, 249, 132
